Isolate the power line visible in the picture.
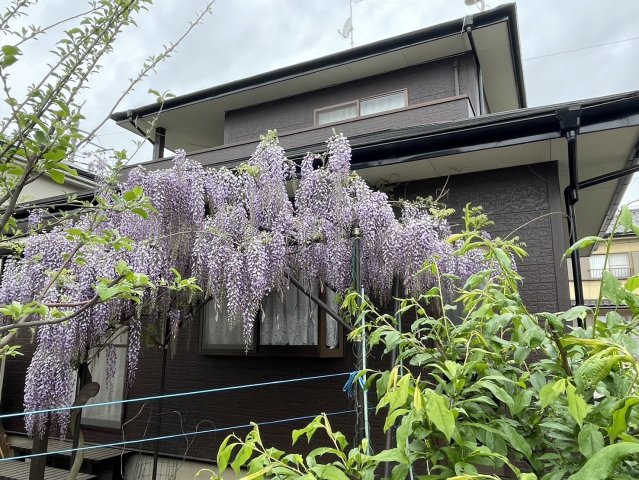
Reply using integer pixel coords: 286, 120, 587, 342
525, 35, 639, 61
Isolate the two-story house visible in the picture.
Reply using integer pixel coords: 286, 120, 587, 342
4, 4, 639, 478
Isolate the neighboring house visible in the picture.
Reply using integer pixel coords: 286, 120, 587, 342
4, 3, 639, 477
568, 209, 639, 319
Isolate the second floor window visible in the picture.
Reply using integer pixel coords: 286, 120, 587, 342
589, 253, 632, 279
315, 90, 407, 126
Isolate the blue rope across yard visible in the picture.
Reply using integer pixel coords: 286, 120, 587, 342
0, 409, 358, 463
0, 371, 356, 420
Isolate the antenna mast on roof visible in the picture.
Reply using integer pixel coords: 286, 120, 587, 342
465, 0, 488, 11
338, 0, 364, 48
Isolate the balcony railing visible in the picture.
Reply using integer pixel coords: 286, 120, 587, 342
590, 266, 632, 279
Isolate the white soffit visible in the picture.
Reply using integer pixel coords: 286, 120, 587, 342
472, 20, 520, 112
564, 127, 639, 240
358, 125, 639, 240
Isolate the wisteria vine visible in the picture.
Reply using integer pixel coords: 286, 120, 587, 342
0, 132, 494, 435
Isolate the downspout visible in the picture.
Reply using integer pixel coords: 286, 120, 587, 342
557, 106, 584, 321
463, 17, 485, 115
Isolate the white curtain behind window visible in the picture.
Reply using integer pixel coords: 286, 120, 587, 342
261, 286, 318, 345
82, 331, 127, 428
261, 286, 340, 348
202, 300, 244, 347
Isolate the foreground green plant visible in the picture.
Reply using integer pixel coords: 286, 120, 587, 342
206, 205, 639, 480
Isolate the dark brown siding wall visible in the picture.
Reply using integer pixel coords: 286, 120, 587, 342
403, 161, 571, 313
1, 161, 570, 465
224, 54, 477, 144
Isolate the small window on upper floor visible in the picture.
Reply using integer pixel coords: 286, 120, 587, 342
316, 103, 358, 126
315, 90, 407, 126
360, 91, 406, 116
589, 253, 632, 279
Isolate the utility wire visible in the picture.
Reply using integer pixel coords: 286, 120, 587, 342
0, 409, 358, 463
525, 35, 639, 61
0, 371, 354, 420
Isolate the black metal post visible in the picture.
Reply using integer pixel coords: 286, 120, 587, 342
151, 322, 170, 479
557, 107, 584, 325
153, 127, 166, 161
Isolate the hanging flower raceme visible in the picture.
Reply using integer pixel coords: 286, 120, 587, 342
193, 132, 295, 347
0, 131, 498, 435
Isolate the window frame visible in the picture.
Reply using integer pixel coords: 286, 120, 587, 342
80, 331, 129, 431
314, 89, 408, 126
199, 290, 344, 358
589, 252, 632, 279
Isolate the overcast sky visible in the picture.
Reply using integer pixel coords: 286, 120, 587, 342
4, 0, 639, 198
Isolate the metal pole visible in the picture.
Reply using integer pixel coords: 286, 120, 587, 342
384, 277, 401, 478
152, 127, 166, 161
352, 227, 370, 450
151, 323, 170, 479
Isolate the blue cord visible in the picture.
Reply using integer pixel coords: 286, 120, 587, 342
0, 371, 355, 420
0, 409, 358, 463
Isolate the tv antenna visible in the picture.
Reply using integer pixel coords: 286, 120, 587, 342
465, 0, 488, 11
338, 0, 364, 48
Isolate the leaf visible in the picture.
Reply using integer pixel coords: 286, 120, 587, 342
566, 382, 590, 427
413, 384, 424, 413
216, 436, 233, 473
609, 396, 639, 441
48, 169, 65, 184
540, 379, 566, 408
231, 443, 253, 475
372, 448, 406, 463
481, 380, 514, 412
309, 464, 349, 480
625, 275, 639, 292
560, 306, 590, 323
424, 389, 456, 442
601, 270, 626, 305
569, 442, 639, 480
618, 205, 634, 232
578, 423, 604, 459
95, 284, 119, 301
512, 390, 534, 415
564, 236, 604, 258
574, 354, 624, 392
498, 422, 532, 459
1, 45, 19, 56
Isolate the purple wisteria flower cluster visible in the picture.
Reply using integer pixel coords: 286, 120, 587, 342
0, 132, 494, 435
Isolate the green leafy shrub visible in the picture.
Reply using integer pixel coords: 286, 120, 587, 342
203, 206, 639, 480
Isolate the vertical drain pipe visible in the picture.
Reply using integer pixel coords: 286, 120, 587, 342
464, 17, 484, 115
557, 106, 584, 323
